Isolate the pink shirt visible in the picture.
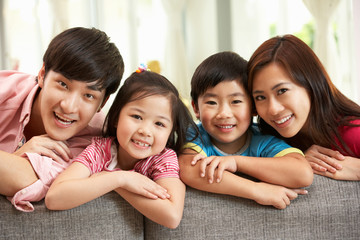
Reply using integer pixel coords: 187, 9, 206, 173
75, 137, 180, 181
0, 70, 105, 158
0, 70, 105, 211
336, 119, 360, 157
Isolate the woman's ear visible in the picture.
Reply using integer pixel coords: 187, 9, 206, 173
37, 64, 46, 88
192, 100, 200, 119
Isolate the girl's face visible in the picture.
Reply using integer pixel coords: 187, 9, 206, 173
116, 94, 173, 166
193, 80, 252, 154
252, 63, 311, 138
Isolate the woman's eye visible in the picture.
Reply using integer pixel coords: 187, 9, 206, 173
254, 95, 265, 101
278, 88, 288, 95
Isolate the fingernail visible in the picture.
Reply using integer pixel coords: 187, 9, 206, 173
200, 173, 205, 177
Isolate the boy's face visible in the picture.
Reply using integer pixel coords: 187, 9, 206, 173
193, 80, 252, 154
36, 66, 106, 141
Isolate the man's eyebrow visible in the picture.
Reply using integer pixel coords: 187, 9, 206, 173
87, 84, 102, 91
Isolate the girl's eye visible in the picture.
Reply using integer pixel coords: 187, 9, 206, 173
254, 95, 265, 101
155, 122, 165, 128
278, 88, 288, 95
232, 99, 242, 104
131, 115, 142, 120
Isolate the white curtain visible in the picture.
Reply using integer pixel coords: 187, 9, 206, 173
303, 0, 341, 86
161, 0, 190, 100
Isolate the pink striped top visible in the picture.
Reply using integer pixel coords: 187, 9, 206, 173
74, 137, 179, 181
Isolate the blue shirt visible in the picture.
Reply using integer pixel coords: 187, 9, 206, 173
186, 123, 303, 157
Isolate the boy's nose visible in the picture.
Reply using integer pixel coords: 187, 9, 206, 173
216, 104, 233, 119
60, 93, 80, 114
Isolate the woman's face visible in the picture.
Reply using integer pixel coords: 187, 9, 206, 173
251, 63, 311, 138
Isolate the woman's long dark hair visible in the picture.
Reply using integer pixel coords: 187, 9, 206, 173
247, 34, 360, 155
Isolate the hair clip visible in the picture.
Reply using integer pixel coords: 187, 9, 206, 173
135, 63, 151, 73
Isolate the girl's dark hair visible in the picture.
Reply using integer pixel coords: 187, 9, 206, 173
43, 27, 124, 98
247, 34, 360, 154
103, 71, 198, 154
191, 51, 248, 107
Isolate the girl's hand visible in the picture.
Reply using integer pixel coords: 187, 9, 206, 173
313, 156, 360, 181
305, 145, 344, 173
119, 171, 171, 199
14, 134, 73, 162
253, 182, 308, 209
191, 154, 237, 183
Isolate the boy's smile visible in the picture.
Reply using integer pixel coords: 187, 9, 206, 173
193, 80, 252, 154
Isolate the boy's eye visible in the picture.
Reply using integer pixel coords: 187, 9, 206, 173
232, 99, 242, 104
205, 101, 217, 105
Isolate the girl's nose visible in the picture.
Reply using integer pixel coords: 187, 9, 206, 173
137, 126, 151, 137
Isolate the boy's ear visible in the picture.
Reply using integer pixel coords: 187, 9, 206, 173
37, 64, 46, 88
98, 96, 109, 112
191, 100, 200, 119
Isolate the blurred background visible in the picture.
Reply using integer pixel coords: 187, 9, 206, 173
0, 0, 359, 112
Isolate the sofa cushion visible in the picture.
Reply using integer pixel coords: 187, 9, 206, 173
0, 191, 144, 240
144, 175, 360, 240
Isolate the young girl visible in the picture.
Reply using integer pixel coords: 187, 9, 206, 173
248, 34, 360, 181
45, 66, 198, 229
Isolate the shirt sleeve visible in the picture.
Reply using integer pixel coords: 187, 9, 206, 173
148, 149, 180, 181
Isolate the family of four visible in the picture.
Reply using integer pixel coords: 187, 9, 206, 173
1, 27, 359, 229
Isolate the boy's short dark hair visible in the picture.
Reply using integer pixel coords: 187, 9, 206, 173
190, 51, 248, 106
43, 27, 124, 98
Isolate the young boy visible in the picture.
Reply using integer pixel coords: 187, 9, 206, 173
0, 27, 124, 212
179, 51, 313, 209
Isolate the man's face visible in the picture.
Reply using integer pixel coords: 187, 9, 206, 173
37, 66, 105, 141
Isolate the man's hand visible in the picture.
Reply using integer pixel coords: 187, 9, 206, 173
14, 134, 73, 162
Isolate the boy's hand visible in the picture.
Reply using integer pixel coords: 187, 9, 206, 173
305, 145, 344, 173
119, 171, 171, 199
13, 134, 73, 162
191, 154, 237, 183
253, 182, 308, 209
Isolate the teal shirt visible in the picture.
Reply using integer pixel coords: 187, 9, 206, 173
186, 123, 303, 157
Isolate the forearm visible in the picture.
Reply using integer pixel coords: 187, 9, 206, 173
0, 150, 38, 196
46, 171, 121, 210
115, 178, 185, 229
235, 153, 313, 188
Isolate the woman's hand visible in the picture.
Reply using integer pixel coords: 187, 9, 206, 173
191, 154, 237, 184
14, 134, 73, 162
313, 156, 360, 181
305, 145, 344, 173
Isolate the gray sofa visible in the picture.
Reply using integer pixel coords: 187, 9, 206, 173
1, 174, 359, 240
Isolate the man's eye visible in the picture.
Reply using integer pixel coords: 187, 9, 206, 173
85, 94, 94, 99
58, 81, 68, 89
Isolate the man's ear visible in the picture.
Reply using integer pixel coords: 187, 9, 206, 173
98, 96, 109, 112
37, 64, 46, 88
191, 100, 200, 119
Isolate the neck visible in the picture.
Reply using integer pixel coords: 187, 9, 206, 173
24, 89, 46, 139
